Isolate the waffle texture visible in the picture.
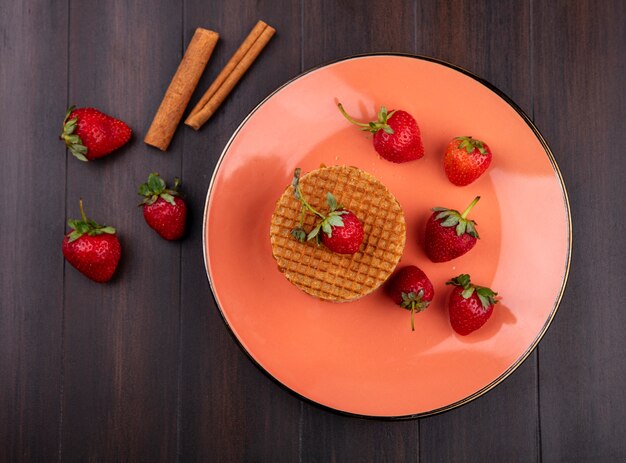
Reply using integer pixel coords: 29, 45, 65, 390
270, 165, 406, 302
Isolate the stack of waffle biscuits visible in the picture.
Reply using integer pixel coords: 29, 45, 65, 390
270, 165, 406, 302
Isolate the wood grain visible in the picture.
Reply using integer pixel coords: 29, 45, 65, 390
1, 0, 625, 461
533, 0, 626, 461
61, 1, 182, 460
304, 0, 416, 63
0, 1, 67, 461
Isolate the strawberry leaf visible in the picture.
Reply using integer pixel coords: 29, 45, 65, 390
68, 231, 83, 243
291, 168, 301, 200
66, 200, 116, 242
398, 289, 430, 331
61, 107, 89, 161
476, 287, 498, 308
138, 184, 151, 196
138, 173, 181, 206
477, 293, 490, 308
435, 210, 452, 220
447, 274, 498, 307
326, 214, 344, 227
161, 193, 176, 205
338, 103, 394, 135
475, 140, 487, 155
400, 290, 428, 309
321, 221, 332, 236
441, 215, 460, 227
434, 197, 480, 238
326, 192, 337, 212
456, 136, 488, 155
291, 227, 306, 242
74, 222, 89, 234
67, 142, 88, 162
306, 223, 321, 241
461, 287, 475, 298
400, 291, 416, 308
465, 221, 479, 239
456, 220, 467, 236
65, 134, 80, 144
63, 118, 77, 134
148, 173, 165, 193
446, 274, 471, 289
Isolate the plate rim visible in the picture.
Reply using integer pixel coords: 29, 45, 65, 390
201, 52, 573, 420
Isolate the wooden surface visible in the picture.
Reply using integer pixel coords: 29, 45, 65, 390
1, 0, 624, 461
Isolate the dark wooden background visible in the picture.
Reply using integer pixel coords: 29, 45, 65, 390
1, 0, 624, 461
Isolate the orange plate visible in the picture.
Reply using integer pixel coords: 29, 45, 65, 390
203, 54, 571, 418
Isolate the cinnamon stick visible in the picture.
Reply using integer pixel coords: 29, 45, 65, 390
145, 28, 219, 151
185, 21, 275, 130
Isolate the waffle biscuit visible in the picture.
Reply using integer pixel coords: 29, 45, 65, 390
270, 165, 406, 302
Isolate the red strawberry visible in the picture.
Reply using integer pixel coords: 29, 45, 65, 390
387, 266, 434, 331
290, 168, 364, 254
139, 173, 187, 240
424, 196, 480, 262
338, 103, 424, 163
444, 136, 492, 186
62, 200, 121, 282
446, 274, 498, 335
60, 106, 131, 161
320, 210, 364, 254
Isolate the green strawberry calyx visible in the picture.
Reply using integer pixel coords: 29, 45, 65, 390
60, 105, 89, 162
432, 196, 480, 238
289, 168, 348, 245
138, 173, 181, 206
456, 136, 487, 155
446, 274, 498, 310
67, 199, 116, 243
337, 102, 396, 135
400, 290, 430, 331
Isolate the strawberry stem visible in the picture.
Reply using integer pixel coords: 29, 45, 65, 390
411, 303, 415, 331
79, 198, 87, 222
337, 103, 370, 128
298, 207, 306, 227
337, 102, 396, 135
461, 196, 480, 219
296, 185, 325, 220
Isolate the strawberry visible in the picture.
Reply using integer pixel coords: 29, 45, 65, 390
138, 173, 187, 240
338, 103, 424, 163
424, 196, 480, 263
62, 200, 121, 283
60, 106, 131, 161
290, 168, 364, 254
446, 274, 498, 335
387, 266, 434, 331
319, 210, 364, 254
444, 136, 492, 186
